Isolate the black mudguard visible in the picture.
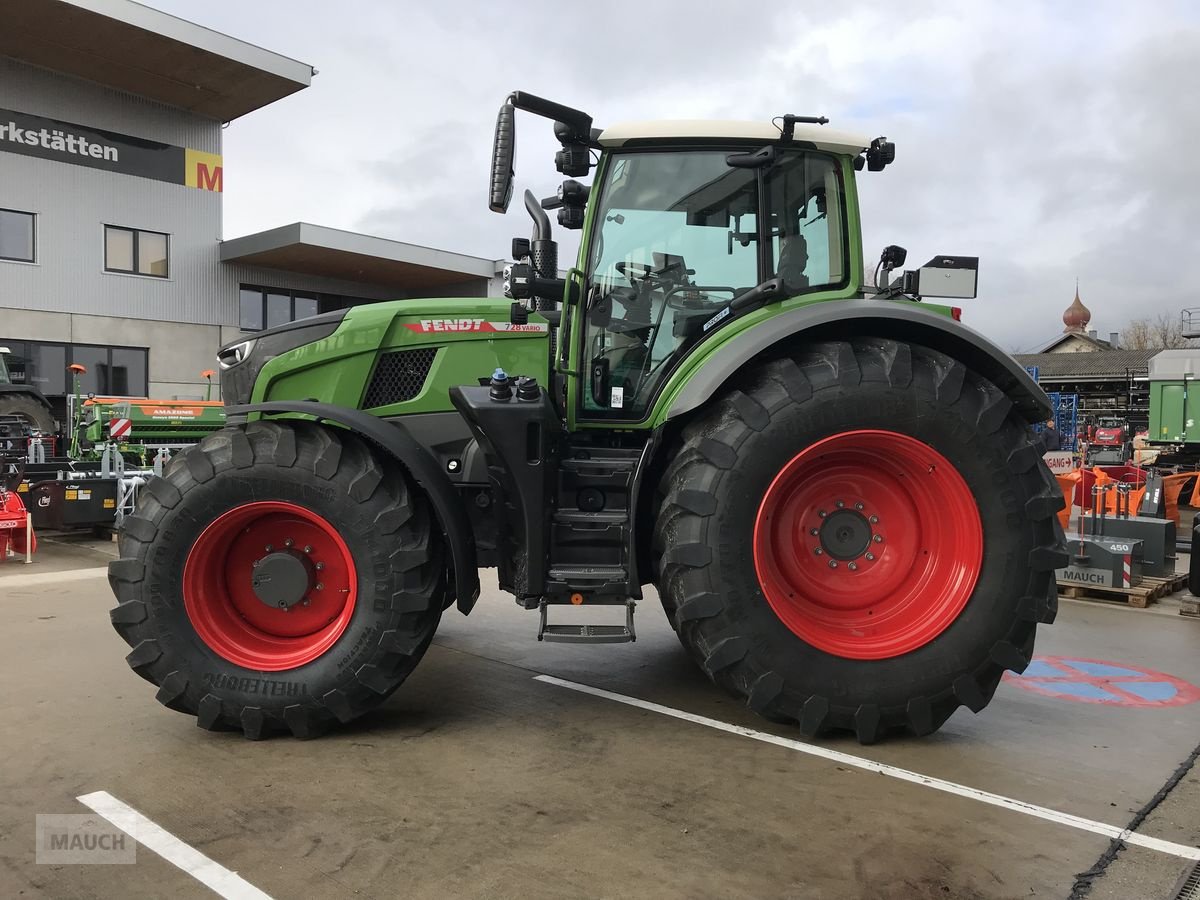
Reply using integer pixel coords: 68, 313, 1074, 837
0, 384, 53, 410
666, 299, 1051, 424
226, 401, 481, 613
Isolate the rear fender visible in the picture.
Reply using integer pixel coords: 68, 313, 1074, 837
661, 300, 1050, 424
226, 401, 480, 613
0, 384, 53, 410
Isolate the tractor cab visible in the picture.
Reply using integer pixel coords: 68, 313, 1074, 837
578, 137, 850, 421
492, 93, 893, 426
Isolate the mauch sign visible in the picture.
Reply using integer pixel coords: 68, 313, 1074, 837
0, 107, 222, 192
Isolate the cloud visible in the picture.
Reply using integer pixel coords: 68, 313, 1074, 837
146, 0, 1200, 349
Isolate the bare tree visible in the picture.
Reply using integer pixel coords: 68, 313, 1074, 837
1119, 312, 1196, 350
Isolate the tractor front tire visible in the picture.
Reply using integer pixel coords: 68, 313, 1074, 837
655, 338, 1066, 743
108, 421, 444, 739
0, 393, 55, 435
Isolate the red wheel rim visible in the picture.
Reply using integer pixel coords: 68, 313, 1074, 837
753, 430, 983, 660
183, 501, 357, 671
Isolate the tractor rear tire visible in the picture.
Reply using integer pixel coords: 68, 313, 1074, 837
108, 421, 444, 739
0, 393, 55, 435
654, 338, 1066, 743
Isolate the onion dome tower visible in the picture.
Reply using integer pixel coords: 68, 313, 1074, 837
1062, 280, 1091, 333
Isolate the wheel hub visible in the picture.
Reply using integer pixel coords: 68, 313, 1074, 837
252, 551, 314, 610
818, 508, 873, 561
182, 501, 358, 671
753, 429, 983, 660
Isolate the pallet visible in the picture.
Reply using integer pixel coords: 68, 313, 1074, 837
1057, 571, 1189, 609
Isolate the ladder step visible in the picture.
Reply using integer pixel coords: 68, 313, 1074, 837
548, 564, 627, 583
552, 509, 626, 525
538, 599, 637, 643
539, 624, 635, 643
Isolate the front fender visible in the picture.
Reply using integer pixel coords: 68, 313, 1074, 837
226, 400, 480, 613
659, 300, 1049, 424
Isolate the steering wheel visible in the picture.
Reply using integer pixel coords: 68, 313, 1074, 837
615, 261, 655, 281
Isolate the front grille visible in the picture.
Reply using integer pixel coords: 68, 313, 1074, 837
362, 348, 437, 408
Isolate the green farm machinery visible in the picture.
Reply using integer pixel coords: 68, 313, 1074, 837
109, 92, 1066, 742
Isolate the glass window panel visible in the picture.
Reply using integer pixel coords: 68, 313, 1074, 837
0, 341, 28, 383
105, 227, 134, 272
0, 210, 34, 262
137, 231, 168, 277
583, 150, 760, 419
766, 154, 842, 291
266, 293, 291, 329
110, 348, 147, 396
294, 296, 319, 321
71, 345, 109, 395
240, 288, 264, 331
28, 343, 66, 395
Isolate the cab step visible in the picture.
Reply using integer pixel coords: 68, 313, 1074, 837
537, 600, 636, 643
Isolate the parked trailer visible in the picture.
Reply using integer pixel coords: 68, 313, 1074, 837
1148, 349, 1200, 461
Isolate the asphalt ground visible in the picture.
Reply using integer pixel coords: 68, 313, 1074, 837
1, 536, 1199, 899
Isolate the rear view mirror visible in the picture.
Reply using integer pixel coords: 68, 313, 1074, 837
903, 256, 978, 299
489, 102, 516, 213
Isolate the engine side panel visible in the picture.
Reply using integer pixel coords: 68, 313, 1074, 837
250, 298, 551, 414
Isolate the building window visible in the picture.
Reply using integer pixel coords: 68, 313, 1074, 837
104, 225, 169, 278
0, 340, 144, 397
239, 285, 322, 331
0, 208, 35, 262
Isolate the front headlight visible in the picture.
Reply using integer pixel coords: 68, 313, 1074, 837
215, 311, 349, 407
217, 339, 257, 370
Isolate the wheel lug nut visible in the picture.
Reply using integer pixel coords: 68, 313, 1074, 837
869, 515, 879, 524
848, 562, 858, 571
855, 502, 864, 511
252, 559, 260, 567
316, 583, 325, 591
809, 528, 819, 536
866, 552, 875, 561
284, 538, 294, 548
315, 562, 325, 571
835, 500, 844, 509
818, 509, 827, 518
304, 545, 313, 554
828, 560, 837, 569
814, 548, 823, 556
873, 534, 883, 543
265, 544, 273, 552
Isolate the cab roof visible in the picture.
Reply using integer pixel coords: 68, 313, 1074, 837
597, 120, 871, 156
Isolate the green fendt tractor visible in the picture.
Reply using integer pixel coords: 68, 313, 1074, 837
109, 92, 1067, 742
0, 346, 55, 434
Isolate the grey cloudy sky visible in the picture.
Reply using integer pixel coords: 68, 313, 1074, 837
147, 0, 1200, 351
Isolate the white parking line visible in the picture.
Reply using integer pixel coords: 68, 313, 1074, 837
76, 791, 273, 900
534, 674, 1200, 861
1, 566, 108, 589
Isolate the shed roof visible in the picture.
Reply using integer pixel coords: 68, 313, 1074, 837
1013, 349, 1158, 381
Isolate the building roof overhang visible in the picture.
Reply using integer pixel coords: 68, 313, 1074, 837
0, 0, 312, 121
220, 223, 499, 290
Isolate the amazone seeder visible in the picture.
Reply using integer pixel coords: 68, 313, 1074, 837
109, 92, 1067, 742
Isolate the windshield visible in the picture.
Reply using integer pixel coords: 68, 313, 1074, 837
581, 148, 846, 419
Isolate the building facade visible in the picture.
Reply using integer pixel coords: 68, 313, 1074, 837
0, 0, 501, 409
